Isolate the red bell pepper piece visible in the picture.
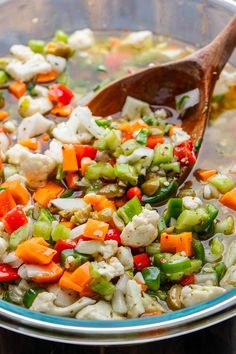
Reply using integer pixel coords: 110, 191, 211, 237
105, 228, 121, 245
133, 253, 151, 271
126, 187, 142, 201
74, 145, 98, 166
0, 189, 16, 217
174, 140, 196, 166
180, 274, 195, 286
48, 84, 74, 105
3, 206, 28, 234
146, 136, 164, 149
0, 264, 20, 281
53, 239, 76, 263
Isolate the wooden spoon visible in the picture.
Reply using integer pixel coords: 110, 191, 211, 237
88, 15, 236, 154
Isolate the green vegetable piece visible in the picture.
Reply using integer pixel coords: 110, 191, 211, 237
161, 162, 180, 173
175, 209, 202, 232
56, 71, 69, 85
60, 189, 74, 198
120, 139, 141, 156
38, 208, 55, 223
194, 204, 218, 233
56, 164, 65, 180
95, 118, 111, 128
90, 278, 115, 296
60, 249, 91, 270
215, 216, 235, 235
153, 144, 173, 165
136, 128, 150, 145
117, 196, 142, 224
28, 39, 45, 53
164, 198, 183, 224
156, 255, 192, 274
211, 237, 224, 255
143, 115, 155, 126
51, 223, 70, 241
142, 180, 178, 204
209, 174, 235, 194
192, 239, 205, 264
114, 163, 138, 186
157, 216, 167, 233
146, 243, 161, 256
142, 266, 161, 290
141, 177, 160, 196
95, 130, 120, 152
23, 287, 44, 308
9, 225, 29, 250
214, 262, 226, 282
183, 259, 202, 275
0, 92, 5, 109
33, 221, 52, 241
3, 291, 13, 303
176, 95, 190, 111
85, 162, 115, 180
0, 70, 8, 84
54, 29, 68, 43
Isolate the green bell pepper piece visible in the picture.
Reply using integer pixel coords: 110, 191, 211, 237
23, 287, 44, 308
161, 162, 180, 173
194, 204, 218, 233
214, 262, 226, 282
209, 174, 235, 194
154, 253, 191, 274
33, 221, 52, 241
0, 70, 8, 84
94, 130, 120, 152
9, 224, 29, 250
90, 278, 115, 296
120, 139, 141, 156
175, 209, 202, 232
136, 128, 150, 145
60, 189, 74, 198
60, 249, 91, 270
51, 223, 70, 241
56, 164, 65, 181
211, 237, 224, 255
152, 144, 173, 165
85, 162, 115, 180
164, 198, 183, 224
146, 243, 161, 256
95, 118, 111, 128
142, 266, 161, 290
117, 196, 142, 224
28, 39, 45, 53
114, 163, 138, 186
142, 180, 178, 204
157, 216, 167, 233
38, 208, 55, 223
192, 239, 205, 264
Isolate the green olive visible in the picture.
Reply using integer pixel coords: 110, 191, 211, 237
142, 178, 160, 196
167, 284, 183, 310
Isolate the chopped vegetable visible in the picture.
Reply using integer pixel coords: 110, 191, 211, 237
16, 237, 56, 265
48, 84, 74, 105
142, 180, 178, 204
3, 206, 28, 234
160, 232, 192, 256
117, 196, 142, 224
0, 264, 20, 282
209, 174, 235, 194
1, 180, 30, 205
133, 253, 151, 270
83, 219, 109, 241
141, 266, 160, 290
62, 145, 79, 172
9, 81, 26, 99
34, 182, 65, 207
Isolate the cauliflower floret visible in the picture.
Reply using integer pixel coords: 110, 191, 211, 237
6, 173, 27, 185
223, 240, 236, 268
142, 293, 165, 313
30, 292, 95, 316
6, 54, 52, 82
121, 208, 159, 247
126, 279, 145, 318
180, 285, 226, 307
45, 139, 63, 163
20, 152, 56, 187
220, 265, 236, 290
76, 300, 123, 320
117, 147, 154, 170
46, 54, 66, 73
76, 240, 118, 260
182, 196, 202, 210
47, 284, 79, 307
18, 95, 53, 117
95, 257, 124, 281
10, 45, 34, 61
17, 112, 54, 140
121, 96, 152, 120
116, 246, 134, 270
68, 29, 95, 50
0, 238, 8, 260
7, 280, 30, 305
0, 132, 10, 152
112, 289, 127, 315
53, 106, 106, 144
171, 127, 191, 147
120, 31, 153, 50
6, 144, 29, 165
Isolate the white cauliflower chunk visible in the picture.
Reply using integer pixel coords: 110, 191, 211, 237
220, 265, 236, 290
121, 96, 152, 120
18, 95, 53, 117
47, 284, 79, 307
95, 257, 124, 281
126, 279, 145, 318
180, 285, 226, 307
17, 113, 54, 140
112, 289, 128, 315
76, 240, 118, 260
171, 127, 191, 147
223, 240, 236, 268
117, 147, 154, 170
6, 54, 51, 82
116, 246, 134, 270
45, 139, 63, 163
20, 152, 56, 187
76, 300, 123, 320
6, 144, 29, 165
46, 54, 66, 73
0, 132, 10, 152
10, 45, 34, 61
53, 106, 106, 144
68, 29, 95, 50
183, 196, 202, 210
121, 208, 159, 247
121, 31, 153, 50
142, 293, 165, 313
0, 238, 8, 260
30, 292, 95, 316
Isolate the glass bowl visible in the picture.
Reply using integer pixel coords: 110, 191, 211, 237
0, 0, 236, 345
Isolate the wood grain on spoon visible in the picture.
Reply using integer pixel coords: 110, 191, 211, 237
88, 15, 236, 149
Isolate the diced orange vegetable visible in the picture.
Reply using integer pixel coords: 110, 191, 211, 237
160, 232, 192, 257
119, 120, 149, 135
33, 182, 65, 207
80, 157, 94, 176
36, 69, 58, 83
59, 271, 84, 293
32, 262, 63, 283
220, 190, 236, 211
18, 139, 38, 151
51, 105, 72, 117
9, 81, 26, 99
16, 237, 57, 265
62, 144, 78, 172
70, 262, 92, 290
42, 133, 50, 142
60, 221, 75, 229
196, 169, 217, 182
0, 111, 9, 121
65, 171, 78, 190
84, 194, 116, 212
1, 180, 30, 205
79, 285, 97, 298
0, 189, 17, 217
115, 198, 127, 208
83, 219, 109, 241
169, 125, 181, 137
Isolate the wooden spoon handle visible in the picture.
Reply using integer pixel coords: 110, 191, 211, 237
194, 14, 236, 78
